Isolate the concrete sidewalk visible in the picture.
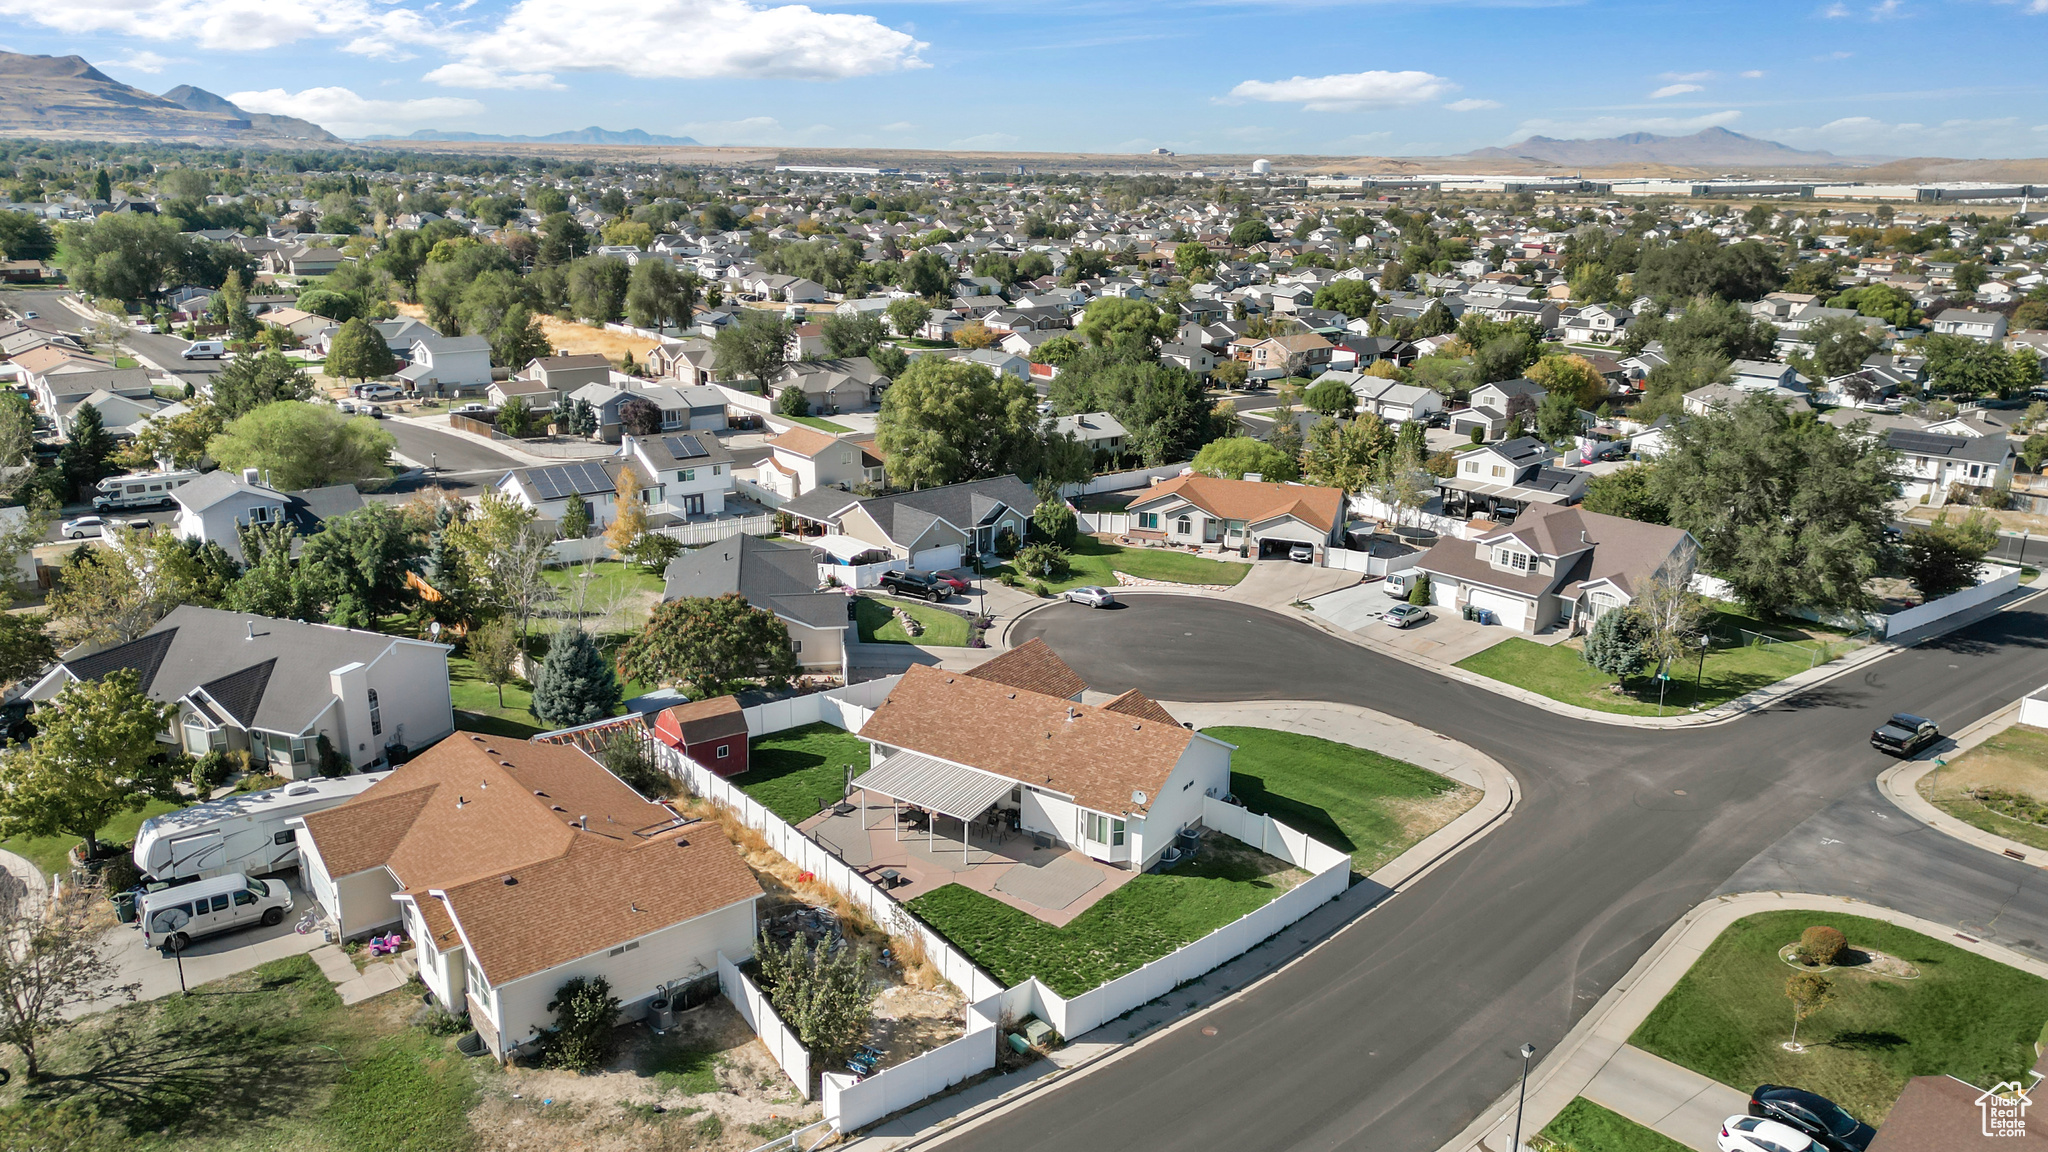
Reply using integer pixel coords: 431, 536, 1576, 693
842, 701, 1518, 1151
1442, 892, 2048, 1152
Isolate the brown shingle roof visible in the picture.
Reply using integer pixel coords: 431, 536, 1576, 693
965, 638, 1086, 700
655, 696, 749, 745
858, 664, 1196, 817
1102, 689, 1180, 727
301, 732, 761, 986
1130, 474, 1344, 534
767, 426, 841, 458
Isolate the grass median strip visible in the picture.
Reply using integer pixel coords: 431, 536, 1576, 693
1918, 724, 2048, 853
1204, 725, 1477, 874
1629, 910, 2048, 1123
1536, 1098, 1692, 1152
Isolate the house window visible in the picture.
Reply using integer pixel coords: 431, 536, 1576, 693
712, 464, 722, 475
367, 689, 382, 737
680, 468, 696, 482
1491, 465, 1507, 479
716, 744, 730, 759
1464, 462, 1479, 474
1495, 549, 1530, 573
1175, 516, 1192, 535
791, 640, 802, 654
1136, 512, 1160, 530
1085, 812, 1125, 847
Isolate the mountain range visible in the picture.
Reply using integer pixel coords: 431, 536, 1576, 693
0, 51, 340, 145
362, 127, 702, 146
1462, 127, 1861, 167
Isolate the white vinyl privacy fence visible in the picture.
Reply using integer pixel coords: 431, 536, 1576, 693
663, 679, 1351, 1134
719, 952, 811, 1099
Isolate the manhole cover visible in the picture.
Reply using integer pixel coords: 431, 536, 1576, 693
1201, 1026, 1219, 1036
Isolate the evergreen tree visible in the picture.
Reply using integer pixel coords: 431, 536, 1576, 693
57, 404, 116, 500
529, 626, 622, 728
1583, 608, 1650, 680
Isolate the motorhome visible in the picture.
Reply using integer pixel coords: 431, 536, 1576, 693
94, 470, 203, 513
140, 872, 292, 950
133, 773, 391, 882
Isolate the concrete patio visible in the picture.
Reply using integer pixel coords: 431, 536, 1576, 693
798, 801, 1136, 928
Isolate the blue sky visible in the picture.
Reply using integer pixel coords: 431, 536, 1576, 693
2, 0, 2045, 157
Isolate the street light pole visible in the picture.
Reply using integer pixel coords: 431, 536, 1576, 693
1512, 1042, 1538, 1152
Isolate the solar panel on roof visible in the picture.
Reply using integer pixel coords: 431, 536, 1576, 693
527, 461, 612, 500
663, 434, 707, 459
1887, 430, 1962, 456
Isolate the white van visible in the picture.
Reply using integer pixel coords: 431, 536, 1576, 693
1384, 569, 1420, 599
182, 339, 227, 360
141, 872, 293, 950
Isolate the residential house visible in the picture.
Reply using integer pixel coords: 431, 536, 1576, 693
619, 433, 734, 517
1885, 428, 2015, 507
781, 474, 1036, 570
170, 469, 365, 560
764, 358, 885, 414
1930, 309, 2008, 343
497, 460, 651, 530
519, 354, 613, 396
1157, 341, 1218, 378
1437, 437, 1590, 520
1561, 303, 1632, 346
951, 348, 1030, 381
754, 426, 883, 501
1124, 473, 1345, 559
1412, 502, 1698, 634
487, 377, 561, 411
649, 338, 718, 386
1051, 412, 1127, 457
1341, 374, 1445, 426
1728, 359, 1809, 394
1448, 377, 1548, 442
26, 605, 453, 776
660, 534, 848, 671
296, 732, 761, 1060
395, 332, 493, 396
855, 659, 1233, 871
1234, 333, 1335, 381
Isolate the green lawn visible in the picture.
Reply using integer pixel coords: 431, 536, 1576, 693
782, 414, 852, 433
1205, 726, 1475, 874
1630, 911, 2048, 1124
0, 954, 477, 1151
447, 633, 657, 741
854, 596, 971, 646
1537, 1098, 1691, 1152
1456, 608, 1859, 717
732, 722, 871, 825
1918, 725, 2048, 853
0, 797, 185, 879
909, 851, 1295, 997
543, 559, 667, 605
992, 536, 1251, 594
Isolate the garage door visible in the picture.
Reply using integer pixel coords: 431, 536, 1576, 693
1467, 588, 1530, 631
911, 545, 962, 571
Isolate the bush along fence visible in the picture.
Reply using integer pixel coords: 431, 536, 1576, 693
654, 677, 1352, 1135
718, 950, 812, 1101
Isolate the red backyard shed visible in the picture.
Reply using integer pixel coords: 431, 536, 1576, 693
653, 696, 751, 777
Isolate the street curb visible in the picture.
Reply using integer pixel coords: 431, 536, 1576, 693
1877, 698, 2048, 867
1440, 891, 2048, 1152
840, 703, 1522, 1152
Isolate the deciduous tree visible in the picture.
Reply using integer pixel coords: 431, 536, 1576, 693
207, 402, 394, 491
617, 594, 799, 695
876, 358, 1042, 488
713, 310, 792, 384
603, 465, 649, 555
0, 670, 178, 861
1903, 510, 1998, 600
0, 886, 137, 1080
1301, 414, 1391, 492
1191, 437, 1299, 482
467, 617, 522, 708
325, 317, 397, 384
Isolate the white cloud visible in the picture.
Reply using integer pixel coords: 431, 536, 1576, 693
1772, 115, 2019, 151
880, 121, 918, 133
1815, 50, 1854, 59
1741, 69, 1767, 77
0, 0, 430, 52
227, 86, 484, 135
1509, 110, 1741, 139
1227, 70, 1456, 112
1870, 0, 1905, 17
1659, 70, 1716, 81
1823, 2, 1851, 15
1444, 98, 1502, 112
1649, 83, 1704, 99
952, 132, 1021, 149
447, 0, 926, 84
104, 49, 179, 73
422, 61, 563, 90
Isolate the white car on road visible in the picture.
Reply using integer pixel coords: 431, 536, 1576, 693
60, 515, 106, 540
1717, 1116, 1814, 1152
1065, 586, 1116, 608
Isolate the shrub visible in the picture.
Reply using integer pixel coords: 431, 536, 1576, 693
189, 749, 234, 793
1583, 607, 1651, 680
998, 572, 1020, 588
316, 733, 352, 778
994, 527, 1021, 557
100, 852, 142, 892
1407, 573, 1432, 606
1015, 541, 1071, 581
543, 975, 622, 1070
754, 930, 876, 1058
605, 730, 670, 799
1797, 925, 1847, 966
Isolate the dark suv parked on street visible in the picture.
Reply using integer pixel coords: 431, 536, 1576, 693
878, 570, 951, 602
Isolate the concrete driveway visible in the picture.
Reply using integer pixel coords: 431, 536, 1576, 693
1305, 584, 1518, 665
1225, 560, 1360, 610
86, 876, 326, 1012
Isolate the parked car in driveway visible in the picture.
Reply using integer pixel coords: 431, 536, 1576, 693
1065, 586, 1116, 608
1869, 713, 1940, 757
1383, 570, 1419, 599
878, 570, 952, 602
931, 572, 970, 593
1747, 1086, 1874, 1151
140, 871, 293, 952
60, 515, 105, 539
1288, 543, 1314, 563
1384, 603, 1431, 628
1718, 1115, 1814, 1152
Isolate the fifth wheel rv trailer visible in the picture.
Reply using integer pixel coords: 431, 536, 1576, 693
133, 772, 390, 882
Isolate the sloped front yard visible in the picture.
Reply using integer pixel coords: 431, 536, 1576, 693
992, 536, 1250, 594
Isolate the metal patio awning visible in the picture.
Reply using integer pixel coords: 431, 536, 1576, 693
852, 751, 1014, 822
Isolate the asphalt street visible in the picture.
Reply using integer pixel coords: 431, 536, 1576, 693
937, 594, 2048, 1152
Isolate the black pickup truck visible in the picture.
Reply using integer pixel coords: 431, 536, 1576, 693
878, 570, 951, 602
